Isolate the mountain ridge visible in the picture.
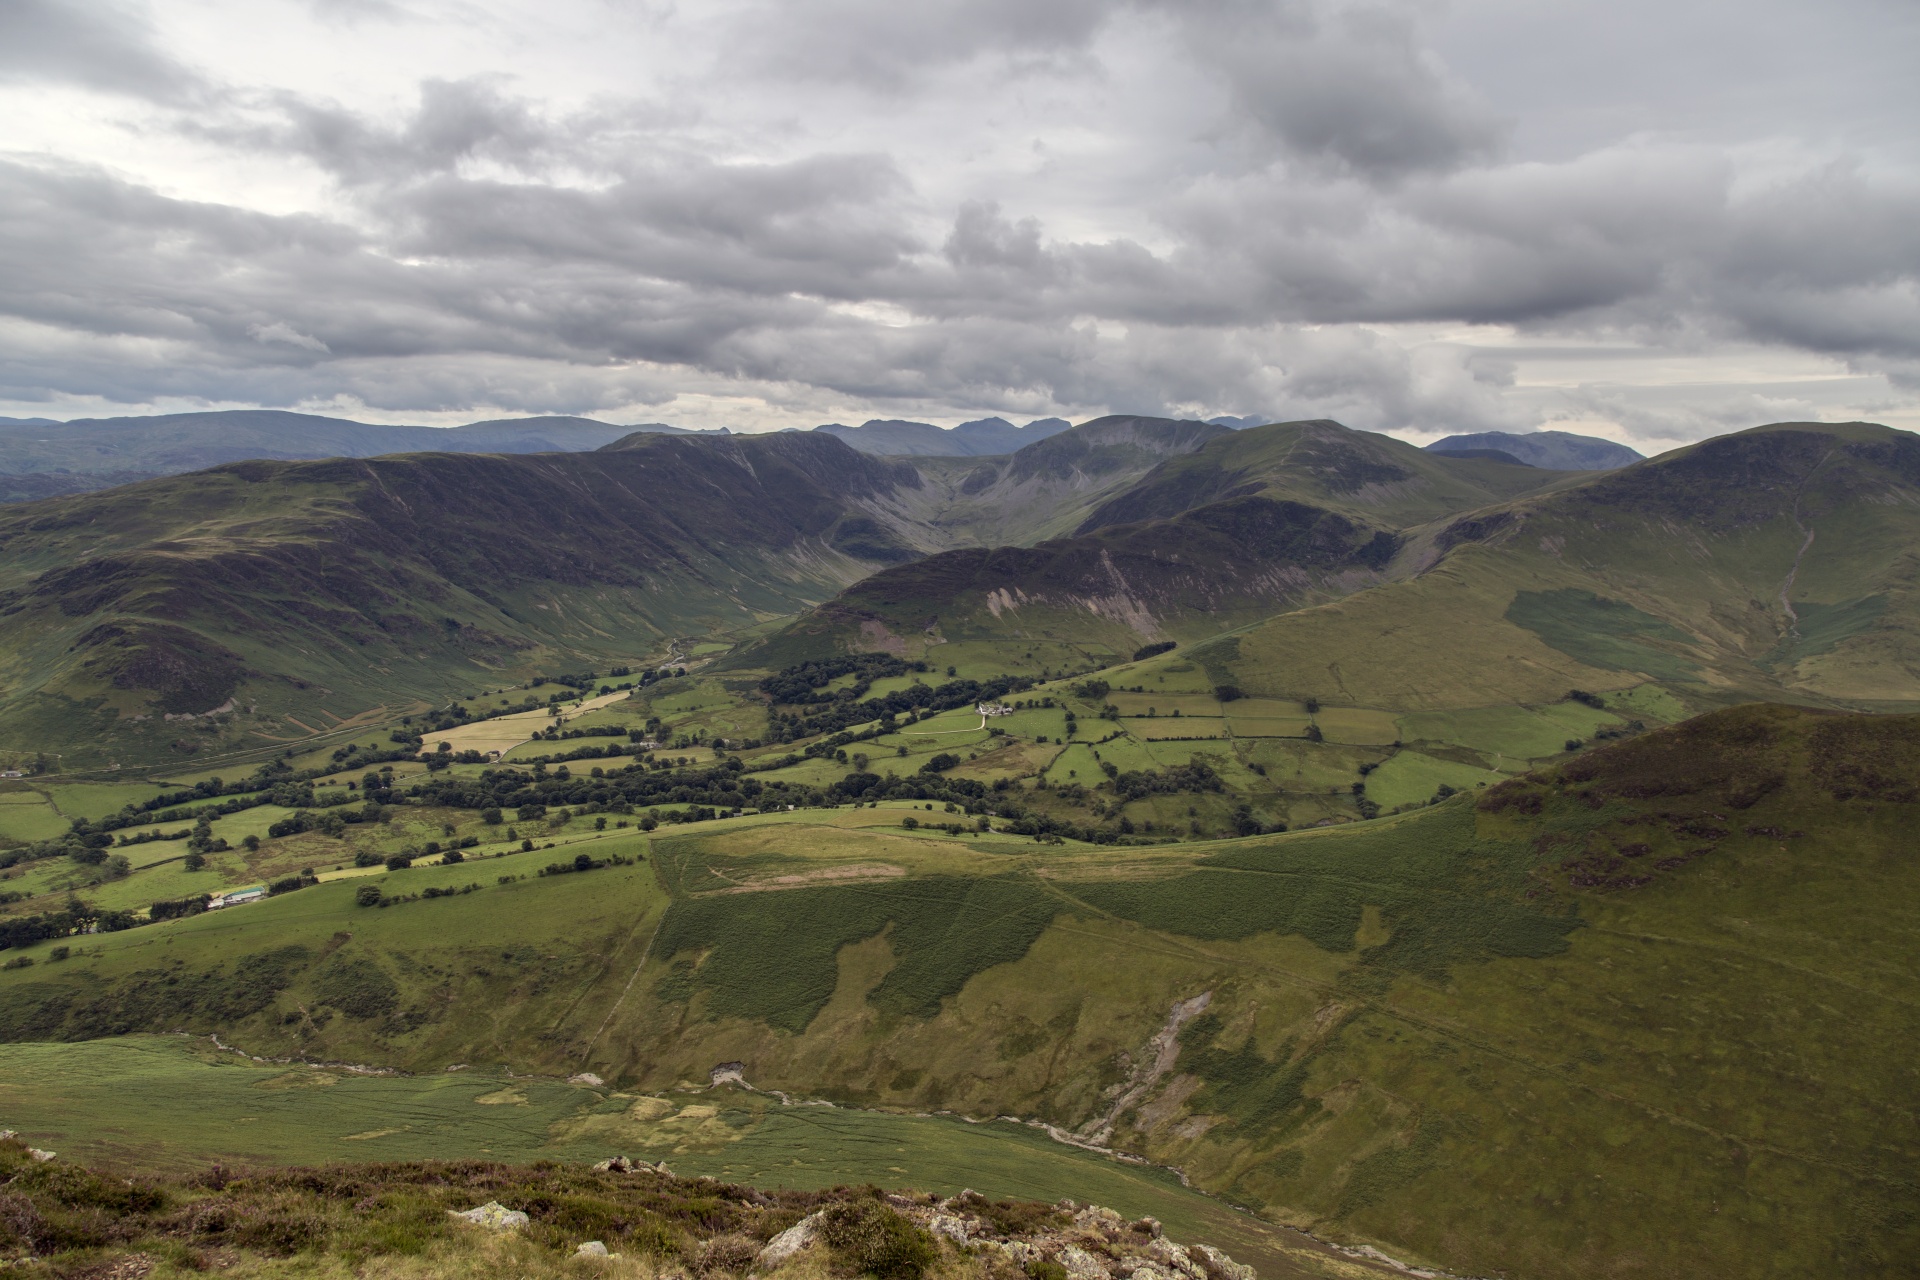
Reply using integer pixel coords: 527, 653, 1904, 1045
1425, 428, 1643, 470
0, 410, 730, 502
811, 416, 1074, 456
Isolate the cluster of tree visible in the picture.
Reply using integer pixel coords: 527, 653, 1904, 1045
149, 893, 211, 921
757, 654, 927, 705
356, 881, 482, 908
268, 800, 391, 839
531, 724, 632, 743
76, 752, 414, 842
537, 851, 638, 877
408, 756, 764, 816
770, 673, 1039, 742
113, 825, 193, 848
534, 671, 609, 691
1104, 760, 1225, 801
0, 900, 139, 951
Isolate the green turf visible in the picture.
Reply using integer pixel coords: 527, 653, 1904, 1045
40, 782, 178, 820
651, 875, 1059, 1030
1359, 751, 1505, 810
1768, 594, 1889, 665
1505, 588, 1700, 679
0, 797, 68, 842
1397, 702, 1621, 762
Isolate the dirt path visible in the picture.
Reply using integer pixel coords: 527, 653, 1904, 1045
903, 714, 989, 735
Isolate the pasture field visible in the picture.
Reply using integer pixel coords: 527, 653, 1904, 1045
38, 781, 179, 820
1358, 750, 1506, 810
1107, 693, 1228, 717
85, 850, 257, 911
1396, 701, 1618, 761
0, 795, 68, 842
1222, 718, 1308, 739
1124, 717, 1227, 740
1309, 707, 1399, 745
1043, 743, 1102, 783
426, 690, 632, 757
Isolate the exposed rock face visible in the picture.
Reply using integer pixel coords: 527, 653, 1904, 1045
447, 1201, 529, 1229
757, 1211, 824, 1267
912, 1192, 1256, 1280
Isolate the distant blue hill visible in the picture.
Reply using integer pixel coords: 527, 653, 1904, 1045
0, 410, 727, 502
1425, 429, 1643, 470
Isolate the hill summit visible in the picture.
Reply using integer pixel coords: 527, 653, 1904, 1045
1424, 428, 1642, 469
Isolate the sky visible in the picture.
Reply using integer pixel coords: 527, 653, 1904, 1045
2, 0, 1917, 451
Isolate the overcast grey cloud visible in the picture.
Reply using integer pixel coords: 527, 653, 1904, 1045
0, 0, 196, 97
0, 0, 1915, 448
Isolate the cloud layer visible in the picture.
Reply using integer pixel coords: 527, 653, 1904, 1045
1, 0, 1916, 445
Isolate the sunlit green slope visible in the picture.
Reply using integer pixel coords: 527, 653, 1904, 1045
3, 706, 1913, 1279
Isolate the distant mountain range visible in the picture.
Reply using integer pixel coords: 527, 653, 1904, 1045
7, 412, 1908, 769
755, 418, 1920, 722
808, 416, 1072, 456
0, 409, 1645, 505
0, 411, 730, 502
1425, 429, 1643, 470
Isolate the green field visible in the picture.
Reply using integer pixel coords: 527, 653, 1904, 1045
1358, 750, 1505, 809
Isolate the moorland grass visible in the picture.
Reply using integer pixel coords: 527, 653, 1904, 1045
650, 876, 1059, 1030
1357, 751, 1503, 810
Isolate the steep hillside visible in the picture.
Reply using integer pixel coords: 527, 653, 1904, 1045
1187, 421, 1920, 714
864, 417, 1235, 550
0, 410, 715, 500
741, 420, 1575, 666
761, 420, 1920, 719
753, 495, 1400, 669
0, 432, 923, 768
4, 706, 1912, 1279
1076, 420, 1573, 534
1426, 428, 1643, 469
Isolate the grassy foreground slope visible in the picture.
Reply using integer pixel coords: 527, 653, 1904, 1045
0, 1125, 1378, 1280
3, 707, 1914, 1278
0, 1042, 1379, 1280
